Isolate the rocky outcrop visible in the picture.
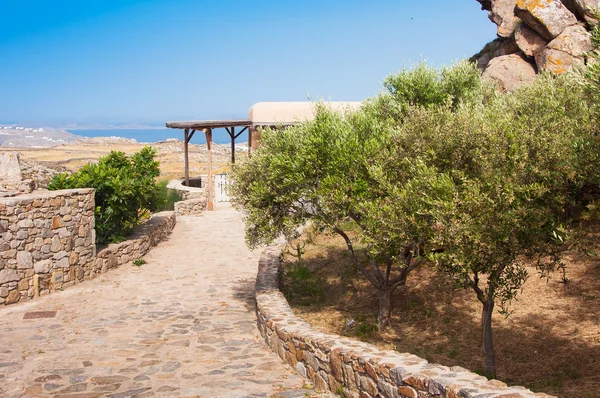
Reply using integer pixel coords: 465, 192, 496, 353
474, 0, 597, 90
482, 53, 538, 90
515, 23, 549, 56
515, 0, 578, 40
563, 0, 600, 23
488, 0, 522, 37
471, 37, 520, 69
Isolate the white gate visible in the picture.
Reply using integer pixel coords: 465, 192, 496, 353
215, 173, 230, 202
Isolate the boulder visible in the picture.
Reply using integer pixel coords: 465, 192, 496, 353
472, 37, 520, 69
561, 0, 600, 23
0, 152, 22, 181
515, 23, 549, 56
483, 53, 538, 91
535, 47, 586, 73
547, 24, 593, 57
515, 0, 578, 40
488, 0, 522, 37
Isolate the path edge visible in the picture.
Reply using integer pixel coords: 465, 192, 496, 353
254, 239, 553, 398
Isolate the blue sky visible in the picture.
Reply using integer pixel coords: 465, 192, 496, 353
0, 1, 496, 127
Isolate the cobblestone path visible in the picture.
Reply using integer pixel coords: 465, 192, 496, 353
0, 205, 329, 398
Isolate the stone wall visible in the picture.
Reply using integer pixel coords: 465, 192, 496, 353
0, 189, 95, 305
167, 178, 207, 201
174, 198, 206, 216
94, 211, 176, 275
255, 240, 554, 398
0, 189, 176, 306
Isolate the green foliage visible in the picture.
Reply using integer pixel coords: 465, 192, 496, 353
282, 264, 326, 306
48, 146, 164, 244
382, 60, 483, 112
344, 315, 378, 339
154, 181, 183, 212
132, 258, 146, 266
231, 59, 600, 375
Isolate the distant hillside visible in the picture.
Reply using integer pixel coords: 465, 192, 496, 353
0, 128, 81, 148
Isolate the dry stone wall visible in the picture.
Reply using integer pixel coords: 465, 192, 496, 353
0, 189, 95, 305
255, 240, 554, 398
174, 198, 207, 216
95, 211, 175, 275
0, 188, 176, 306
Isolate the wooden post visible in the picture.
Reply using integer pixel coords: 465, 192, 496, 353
230, 126, 235, 164
248, 127, 253, 156
205, 128, 214, 211
184, 128, 190, 187
226, 127, 236, 164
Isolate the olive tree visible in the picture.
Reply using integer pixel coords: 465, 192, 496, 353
230, 61, 487, 329
417, 73, 597, 378
230, 103, 456, 328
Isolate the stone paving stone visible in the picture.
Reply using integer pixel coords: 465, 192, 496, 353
0, 204, 332, 397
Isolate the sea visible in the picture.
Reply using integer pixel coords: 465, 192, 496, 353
67, 128, 248, 145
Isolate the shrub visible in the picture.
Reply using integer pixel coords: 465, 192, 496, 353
48, 147, 164, 244
154, 180, 182, 212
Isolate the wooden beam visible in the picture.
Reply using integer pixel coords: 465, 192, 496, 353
234, 126, 248, 139
166, 120, 251, 129
205, 128, 214, 211
186, 129, 196, 144
184, 128, 190, 187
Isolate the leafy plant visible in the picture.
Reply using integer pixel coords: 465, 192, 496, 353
48, 146, 164, 244
132, 258, 146, 266
154, 180, 182, 211
282, 264, 326, 306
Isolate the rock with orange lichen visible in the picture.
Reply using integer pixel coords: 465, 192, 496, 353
486, 0, 523, 37
547, 24, 593, 57
515, 0, 578, 40
482, 53, 538, 91
535, 47, 585, 73
561, 0, 600, 24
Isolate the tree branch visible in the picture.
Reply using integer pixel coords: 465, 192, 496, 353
333, 226, 381, 289
466, 272, 485, 303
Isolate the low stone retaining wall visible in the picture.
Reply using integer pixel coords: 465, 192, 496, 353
255, 240, 553, 398
174, 198, 206, 216
94, 211, 176, 277
167, 178, 207, 200
0, 187, 176, 306
0, 189, 96, 305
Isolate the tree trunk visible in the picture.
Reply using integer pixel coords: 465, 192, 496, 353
481, 296, 496, 379
377, 288, 392, 329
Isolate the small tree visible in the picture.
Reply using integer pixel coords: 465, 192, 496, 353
231, 61, 487, 329
230, 104, 452, 328
420, 73, 597, 378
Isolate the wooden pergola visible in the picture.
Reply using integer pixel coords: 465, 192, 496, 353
165, 119, 254, 211
166, 102, 362, 211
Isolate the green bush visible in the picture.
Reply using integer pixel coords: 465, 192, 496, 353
48, 147, 164, 244
154, 181, 182, 212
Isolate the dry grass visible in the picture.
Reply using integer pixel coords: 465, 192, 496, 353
3, 139, 240, 181
281, 230, 600, 397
